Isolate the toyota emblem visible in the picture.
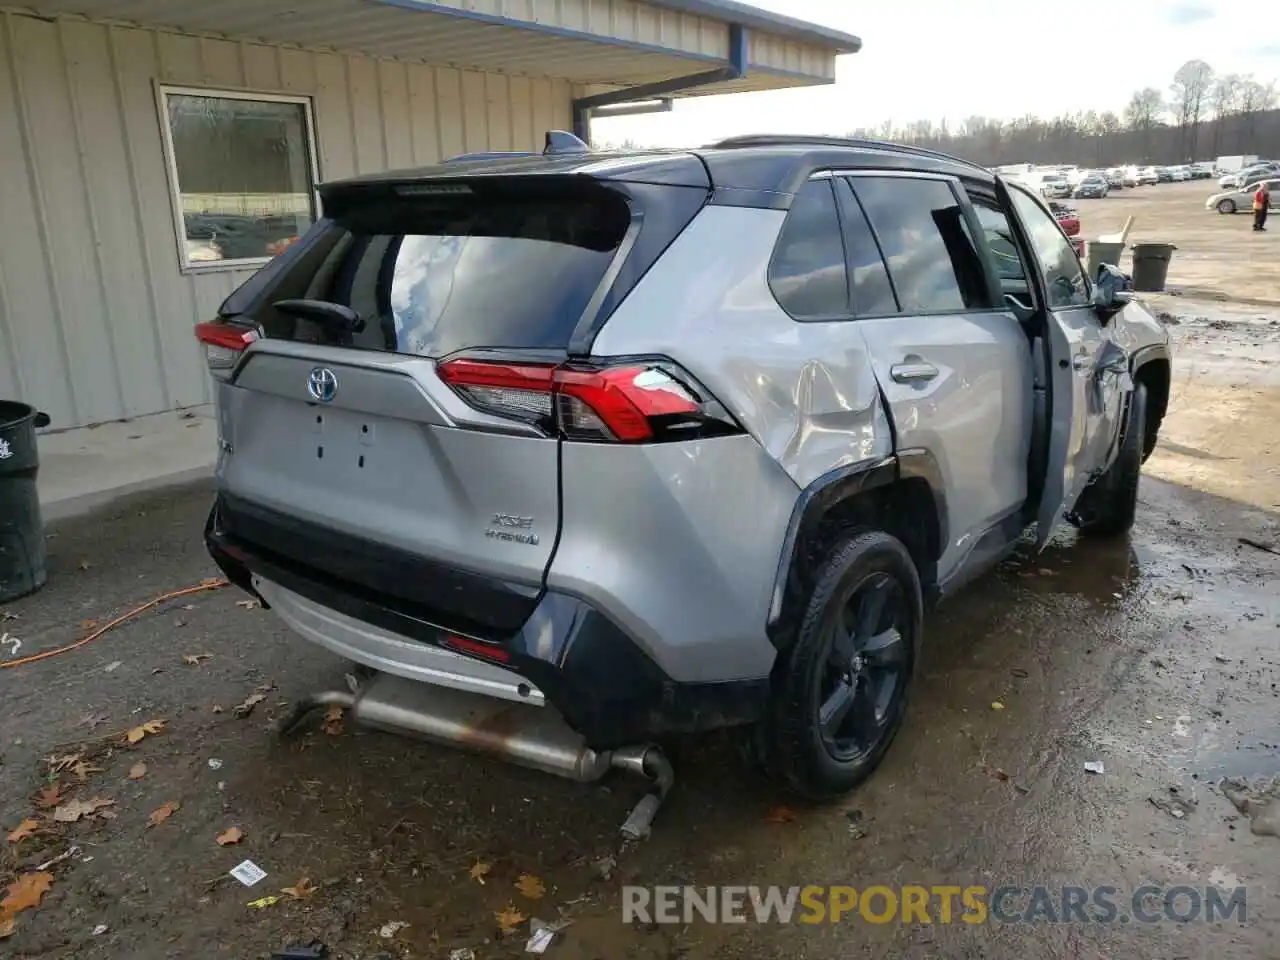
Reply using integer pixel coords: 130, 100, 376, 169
307, 367, 338, 403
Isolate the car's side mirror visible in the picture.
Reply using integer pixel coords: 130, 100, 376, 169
1092, 263, 1133, 319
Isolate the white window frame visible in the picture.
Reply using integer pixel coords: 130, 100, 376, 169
155, 84, 321, 274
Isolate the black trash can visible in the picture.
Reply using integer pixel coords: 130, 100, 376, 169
0, 401, 51, 602
1130, 242, 1177, 292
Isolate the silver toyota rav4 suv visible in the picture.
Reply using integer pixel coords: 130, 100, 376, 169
200, 134, 1170, 807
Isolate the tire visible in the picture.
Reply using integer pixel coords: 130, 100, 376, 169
762, 530, 922, 800
1071, 384, 1147, 538
1218, 199, 1236, 214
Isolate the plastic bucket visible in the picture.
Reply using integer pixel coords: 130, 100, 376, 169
1085, 240, 1126, 280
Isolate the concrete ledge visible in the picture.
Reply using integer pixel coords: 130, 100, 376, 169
37, 406, 217, 522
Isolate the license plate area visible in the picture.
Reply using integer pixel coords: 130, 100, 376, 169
308, 406, 385, 472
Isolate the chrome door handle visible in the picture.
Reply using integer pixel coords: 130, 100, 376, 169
890, 360, 939, 383
1072, 354, 1094, 373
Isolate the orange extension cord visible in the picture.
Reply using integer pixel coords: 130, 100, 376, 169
0, 579, 228, 670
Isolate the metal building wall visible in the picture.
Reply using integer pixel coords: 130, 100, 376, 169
0, 11, 572, 429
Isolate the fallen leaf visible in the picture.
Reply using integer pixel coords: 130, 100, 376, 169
495, 905, 527, 934
77, 619, 99, 632
247, 895, 280, 909
764, 805, 797, 824
233, 693, 267, 718
281, 877, 316, 899
7, 819, 39, 843
78, 560, 91, 571
78, 714, 109, 730
322, 704, 344, 735
125, 718, 166, 744
182, 653, 213, 665
981, 764, 1011, 783
0, 915, 12, 939
53, 797, 115, 823
33, 785, 67, 809
515, 874, 546, 900
71, 760, 104, 782
236, 599, 261, 610
211, 704, 224, 714
128, 762, 148, 780
0, 611, 17, 620
991, 701, 1006, 711
1, 872, 53, 914
148, 800, 180, 827
469, 861, 491, 885
216, 827, 244, 846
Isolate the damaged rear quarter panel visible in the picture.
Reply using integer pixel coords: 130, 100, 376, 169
590, 205, 893, 489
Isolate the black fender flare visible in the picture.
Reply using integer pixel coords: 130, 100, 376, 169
765, 449, 948, 643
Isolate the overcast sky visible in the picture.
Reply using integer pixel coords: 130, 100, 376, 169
596, 0, 1279, 146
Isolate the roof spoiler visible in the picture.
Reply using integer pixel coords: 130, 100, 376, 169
444, 130, 590, 164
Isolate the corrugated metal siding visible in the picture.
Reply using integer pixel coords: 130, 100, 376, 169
0, 12, 571, 428
24, 0, 739, 85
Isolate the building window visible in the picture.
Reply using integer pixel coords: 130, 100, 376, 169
159, 86, 318, 270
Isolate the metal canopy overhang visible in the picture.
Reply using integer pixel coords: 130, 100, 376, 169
12, 0, 857, 95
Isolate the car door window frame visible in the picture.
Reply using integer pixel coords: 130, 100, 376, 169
834, 169, 1004, 318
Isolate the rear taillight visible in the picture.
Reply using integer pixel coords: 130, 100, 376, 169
195, 321, 258, 378
438, 357, 741, 443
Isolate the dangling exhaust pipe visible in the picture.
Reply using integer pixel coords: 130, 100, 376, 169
278, 672, 673, 839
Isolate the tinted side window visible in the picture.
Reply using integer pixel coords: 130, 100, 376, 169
769, 180, 849, 319
833, 179, 899, 316
1008, 187, 1089, 309
851, 177, 993, 313
972, 202, 1027, 283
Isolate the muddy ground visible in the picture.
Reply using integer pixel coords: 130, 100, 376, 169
2, 180, 1279, 959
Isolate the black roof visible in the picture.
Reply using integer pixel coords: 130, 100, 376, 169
319, 137, 994, 211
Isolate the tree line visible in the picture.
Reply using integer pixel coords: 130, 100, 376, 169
845, 62, 1280, 168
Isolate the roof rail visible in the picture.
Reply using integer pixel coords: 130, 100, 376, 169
707, 134, 982, 172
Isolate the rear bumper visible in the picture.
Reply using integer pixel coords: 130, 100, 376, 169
205, 497, 768, 748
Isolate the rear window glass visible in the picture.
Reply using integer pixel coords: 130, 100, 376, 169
287, 188, 630, 356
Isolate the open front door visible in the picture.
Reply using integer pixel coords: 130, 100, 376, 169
994, 179, 1106, 549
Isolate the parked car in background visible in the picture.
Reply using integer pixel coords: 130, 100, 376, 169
1155, 167, 1173, 183
1041, 174, 1072, 199
1137, 166, 1160, 186
1073, 174, 1109, 199
1205, 177, 1280, 214
1048, 200, 1080, 236
1219, 162, 1280, 189
1104, 169, 1125, 189
1167, 166, 1189, 182
1191, 162, 1216, 179
1121, 166, 1141, 187
195, 133, 1171, 802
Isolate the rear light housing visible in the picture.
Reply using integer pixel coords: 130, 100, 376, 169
438, 357, 742, 444
195, 321, 258, 379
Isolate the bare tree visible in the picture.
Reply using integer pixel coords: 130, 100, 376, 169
1239, 76, 1278, 146
1125, 87, 1164, 160
1169, 60, 1214, 159
1210, 73, 1242, 153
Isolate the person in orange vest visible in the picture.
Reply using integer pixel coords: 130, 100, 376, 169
1253, 181, 1271, 231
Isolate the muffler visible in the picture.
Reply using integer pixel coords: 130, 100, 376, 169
280, 672, 673, 839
